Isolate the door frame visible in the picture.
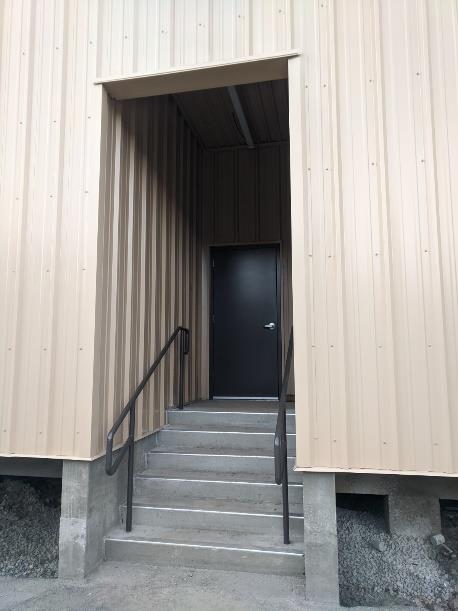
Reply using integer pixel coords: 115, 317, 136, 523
209, 243, 282, 400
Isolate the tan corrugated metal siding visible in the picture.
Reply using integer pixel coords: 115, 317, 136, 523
0, 0, 102, 458
293, 0, 458, 475
91, 93, 202, 457
1, 0, 458, 473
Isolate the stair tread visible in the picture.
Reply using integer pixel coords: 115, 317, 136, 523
106, 525, 304, 555
136, 467, 302, 485
148, 446, 295, 458
161, 424, 295, 434
126, 495, 304, 517
169, 402, 295, 414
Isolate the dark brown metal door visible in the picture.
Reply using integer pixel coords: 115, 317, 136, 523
211, 245, 280, 399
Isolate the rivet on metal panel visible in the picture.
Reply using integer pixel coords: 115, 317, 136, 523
416, 72, 421, 76
428, 344, 432, 348
378, 345, 383, 349
43, 348, 47, 351
330, 345, 334, 348
8, 347, 12, 351
421, 159, 425, 163
79, 347, 83, 351
375, 253, 379, 256
323, 84, 327, 87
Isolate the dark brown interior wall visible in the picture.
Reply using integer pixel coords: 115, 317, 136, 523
200, 143, 293, 384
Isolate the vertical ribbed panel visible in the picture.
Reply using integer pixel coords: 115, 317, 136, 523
0, 0, 101, 458
294, 0, 458, 474
1, 0, 458, 474
91, 94, 202, 456
96, 0, 293, 77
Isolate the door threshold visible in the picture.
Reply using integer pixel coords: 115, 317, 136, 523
212, 396, 279, 401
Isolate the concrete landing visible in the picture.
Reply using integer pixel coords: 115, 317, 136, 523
0, 563, 425, 611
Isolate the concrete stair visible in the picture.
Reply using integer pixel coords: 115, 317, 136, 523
104, 400, 304, 575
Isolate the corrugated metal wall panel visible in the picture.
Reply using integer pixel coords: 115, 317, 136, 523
1, 0, 457, 473
91, 94, 202, 456
294, 0, 458, 475
96, 0, 293, 78
0, 0, 102, 458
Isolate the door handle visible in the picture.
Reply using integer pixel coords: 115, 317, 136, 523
263, 322, 276, 330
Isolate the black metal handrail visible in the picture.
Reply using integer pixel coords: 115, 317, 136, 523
274, 330, 293, 544
105, 326, 189, 532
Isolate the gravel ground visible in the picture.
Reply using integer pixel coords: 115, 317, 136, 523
337, 506, 456, 609
0, 478, 60, 578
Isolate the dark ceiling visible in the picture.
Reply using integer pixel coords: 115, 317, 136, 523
173, 79, 289, 150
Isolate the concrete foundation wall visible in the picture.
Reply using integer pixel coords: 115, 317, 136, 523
59, 432, 158, 579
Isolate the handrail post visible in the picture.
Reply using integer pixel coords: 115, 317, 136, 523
178, 330, 185, 410
282, 407, 290, 544
126, 404, 136, 532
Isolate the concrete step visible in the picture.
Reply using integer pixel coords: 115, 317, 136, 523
167, 405, 295, 433
134, 468, 303, 505
146, 447, 301, 482
157, 425, 296, 452
120, 497, 304, 536
104, 525, 304, 576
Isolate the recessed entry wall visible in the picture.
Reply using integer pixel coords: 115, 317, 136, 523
93, 84, 293, 455
92, 93, 204, 456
